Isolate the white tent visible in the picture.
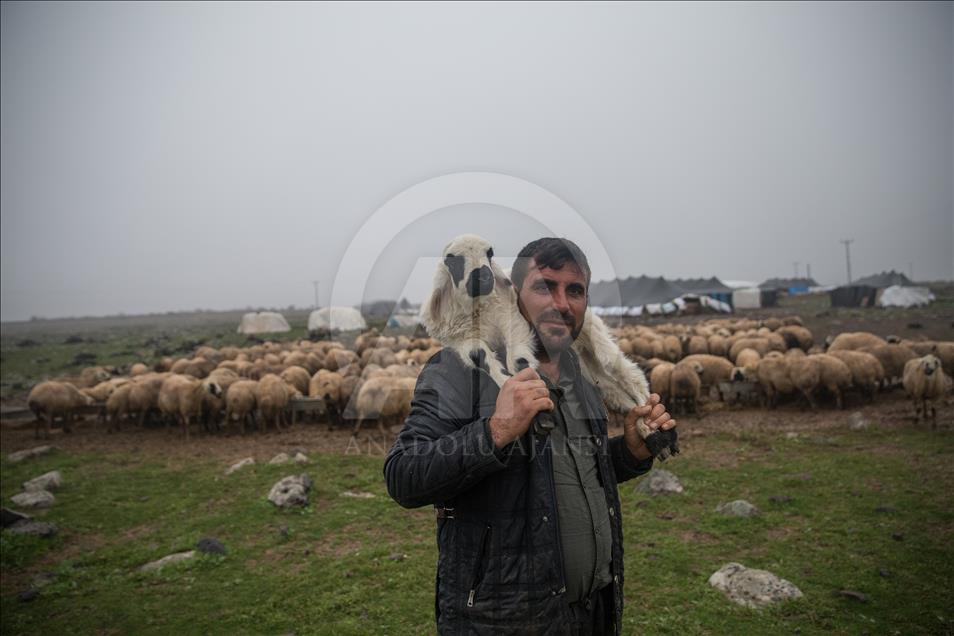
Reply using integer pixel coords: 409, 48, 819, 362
732, 288, 762, 310
308, 306, 367, 332
237, 312, 291, 334
877, 285, 935, 308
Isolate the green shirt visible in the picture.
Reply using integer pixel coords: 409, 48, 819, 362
540, 358, 614, 603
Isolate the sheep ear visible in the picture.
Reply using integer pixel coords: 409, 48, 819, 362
491, 262, 512, 289
422, 270, 454, 330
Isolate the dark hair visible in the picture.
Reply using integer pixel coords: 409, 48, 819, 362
510, 237, 591, 292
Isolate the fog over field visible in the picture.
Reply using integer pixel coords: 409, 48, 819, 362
1, 2, 951, 322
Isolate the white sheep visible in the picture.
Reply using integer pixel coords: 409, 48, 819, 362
27, 381, 95, 439
902, 354, 950, 426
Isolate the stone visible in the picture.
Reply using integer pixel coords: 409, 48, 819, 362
891, 533, 904, 541
292, 452, 309, 465
7, 445, 54, 464
1, 507, 31, 528
225, 457, 255, 475
784, 432, 800, 440
874, 505, 897, 514
6, 520, 58, 538
836, 590, 869, 603
19, 588, 39, 602
268, 474, 313, 508
708, 562, 803, 608
197, 537, 227, 555
633, 469, 684, 496
769, 496, 793, 504
23, 470, 63, 492
10, 490, 55, 509
715, 500, 760, 517
268, 453, 291, 465
31, 572, 57, 589
139, 550, 196, 573
389, 552, 406, 562
340, 490, 375, 499
848, 412, 871, 431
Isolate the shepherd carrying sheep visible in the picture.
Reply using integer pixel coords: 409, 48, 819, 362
385, 237, 677, 634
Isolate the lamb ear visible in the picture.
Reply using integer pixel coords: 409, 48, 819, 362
491, 262, 513, 290
422, 269, 454, 330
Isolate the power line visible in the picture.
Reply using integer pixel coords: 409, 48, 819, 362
839, 239, 854, 284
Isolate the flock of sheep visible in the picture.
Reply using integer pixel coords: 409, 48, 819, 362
23, 315, 953, 440
615, 316, 952, 423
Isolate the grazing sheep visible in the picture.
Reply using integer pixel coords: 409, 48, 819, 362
169, 357, 215, 379
82, 377, 130, 402
859, 344, 917, 387
158, 375, 223, 438
129, 362, 150, 377
310, 369, 347, 429
27, 381, 95, 439
256, 374, 296, 432
77, 366, 112, 388
776, 325, 813, 351
734, 348, 762, 381
789, 354, 852, 410
225, 380, 259, 434
352, 375, 417, 437
902, 355, 950, 426
279, 366, 311, 396
682, 335, 709, 356
669, 361, 702, 415
707, 334, 729, 358
728, 338, 774, 362
105, 383, 135, 432
827, 332, 886, 352
827, 350, 885, 402
756, 356, 796, 409
648, 362, 674, 404
127, 374, 166, 428
678, 354, 734, 392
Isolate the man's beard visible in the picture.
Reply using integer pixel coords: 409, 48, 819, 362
528, 309, 583, 361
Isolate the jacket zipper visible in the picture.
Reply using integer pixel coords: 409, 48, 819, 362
466, 524, 492, 607
542, 410, 568, 596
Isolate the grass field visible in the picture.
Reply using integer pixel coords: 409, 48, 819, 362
2, 413, 953, 635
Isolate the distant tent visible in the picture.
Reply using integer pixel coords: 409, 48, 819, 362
853, 270, 914, 288
829, 285, 878, 308
308, 307, 367, 332
877, 285, 935, 308
387, 314, 421, 328
237, 312, 291, 335
588, 275, 733, 314
758, 277, 819, 294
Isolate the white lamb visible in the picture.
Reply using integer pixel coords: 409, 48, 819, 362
420, 234, 678, 460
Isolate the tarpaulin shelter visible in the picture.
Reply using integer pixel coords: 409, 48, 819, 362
877, 286, 935, 308
308, 307, 367, 332
588, 275, 734, 315
853, 270, 914, 288
237, 312, 291, 335
758, 277, 820, 295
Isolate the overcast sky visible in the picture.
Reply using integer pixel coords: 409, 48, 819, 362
1, 1, 951, 322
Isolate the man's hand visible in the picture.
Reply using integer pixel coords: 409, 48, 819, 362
488, 367, 554, 448
623, 393, 676, 460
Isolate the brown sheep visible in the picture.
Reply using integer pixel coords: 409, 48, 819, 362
169, 357, 215, 379
310, 369, 346, 429
776, 325, 813, 351
827, 350, 885, 402
789, 354, 852, 409
756, 356, 796, 408
827, 332, 886, 352
728, 338, 774, 362
859, 344, 916, 386
669, 361, 702, 415
707, 334, 729, 358
225, 380, 259, 434
127, 373, 167, 428
679, 354, 735, 392
902, 355, 950, 426
352, 375, 416, 437
682, 335, 709, 356
105, 383, 135, 432
129, 362, 150, 377
28, 381, 95, 439
256, 374, 297, 432
648, 362, 674, 404
733, 348, 762, 381
158, 375, 223, 438
77, 366, 113, 388
279, 366, 311, 396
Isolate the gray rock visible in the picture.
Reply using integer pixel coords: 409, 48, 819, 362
225, 457, 255, 475
715, 500, 760, 517
6, 520, 58, 538
10, 490, 55, 509
31, 572, 57, 589
708, 562, 803, 608
848, 412, 871, 431
836, 589, 869, 603
7, 445, 54, 464
268, 474, 313, 508
268, 453, 291, 465
1, 507, 31, 528
784, 432, 800, 440
197, 537, 227, 555
292, 452, 309, 465
633, 469, 684, 496
23, 470, 63, 492
139, 550, 196, 573
19, 588, 39, 602
389, 552, 406, 562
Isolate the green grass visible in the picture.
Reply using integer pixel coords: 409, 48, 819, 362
3, 427, 953, 635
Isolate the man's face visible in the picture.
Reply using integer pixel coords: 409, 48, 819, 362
516, 259, 587, 358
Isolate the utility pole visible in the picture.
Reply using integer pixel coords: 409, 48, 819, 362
839, 239, 854, 284
793, 261, 799, 278
311, 280, 320, 309
806, 263, 812, 280
908, 262, 914, 281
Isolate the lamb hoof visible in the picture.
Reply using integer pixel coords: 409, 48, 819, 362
643, 428, 680, 461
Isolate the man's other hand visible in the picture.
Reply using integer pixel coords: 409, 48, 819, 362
489, 367, 554, 448
623, 393, 676, 460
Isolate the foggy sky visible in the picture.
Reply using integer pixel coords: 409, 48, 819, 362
1, 1, 951, 322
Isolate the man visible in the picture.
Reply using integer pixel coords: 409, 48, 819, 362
384, 237, 677, 635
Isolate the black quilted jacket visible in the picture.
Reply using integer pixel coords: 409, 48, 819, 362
384, 347, 654, 635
